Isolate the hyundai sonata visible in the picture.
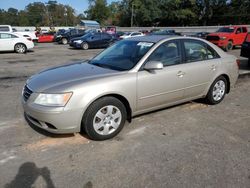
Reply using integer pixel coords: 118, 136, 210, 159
22, 36, 239, 140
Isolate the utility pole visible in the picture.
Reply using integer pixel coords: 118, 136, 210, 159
130, 0, 135, 27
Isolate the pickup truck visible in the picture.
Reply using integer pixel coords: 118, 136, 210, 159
240, 33, 250, 65
206, 26, 248, 51
55, 28, 86, 44
0, 25, 38, 42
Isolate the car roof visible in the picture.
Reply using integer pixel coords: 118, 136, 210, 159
126, 35, 178, 43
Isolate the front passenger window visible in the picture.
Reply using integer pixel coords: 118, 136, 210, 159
147, 41, 181, 66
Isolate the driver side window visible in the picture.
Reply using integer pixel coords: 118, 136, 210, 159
147, 41, 181, 67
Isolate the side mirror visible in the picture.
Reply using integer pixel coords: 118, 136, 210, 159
144, 61, 163, 71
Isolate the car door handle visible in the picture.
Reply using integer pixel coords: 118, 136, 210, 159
177, 71, 185, 77
210, 65, 216, 71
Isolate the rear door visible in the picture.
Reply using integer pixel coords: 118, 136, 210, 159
180, 39, 220, 99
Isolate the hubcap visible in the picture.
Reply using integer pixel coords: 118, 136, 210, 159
83, 43, 88, 49
16, 45, 25, 53
93, 105, 122, 135
212, 80, 226, 101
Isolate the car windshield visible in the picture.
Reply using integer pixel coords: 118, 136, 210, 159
89, 40, 155, 71
217, 27, 234, 33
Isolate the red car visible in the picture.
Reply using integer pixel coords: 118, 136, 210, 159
206, 26, 248, 51
38, 33, 55, 43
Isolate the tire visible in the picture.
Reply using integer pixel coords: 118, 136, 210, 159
61, 38, 68, 45
225, 41, 233, 52
14, 43, 27, 54
205, 76, 228, 105
81, 42, 89, 50
82, 97, 127, 140
248, 58, 250, 67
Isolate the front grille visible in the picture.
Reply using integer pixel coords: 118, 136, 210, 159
206, 35, 220, 41
23, 85, 33, 102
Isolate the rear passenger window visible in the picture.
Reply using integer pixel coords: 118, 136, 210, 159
0, 33, 12, 39
242, 27, 248, 33
184, 41, 207, 62
148, 41, 181, 66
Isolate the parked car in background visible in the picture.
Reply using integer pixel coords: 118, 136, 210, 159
191, 32, 210, 39
0, 32, 34, 53
119, 32, 144, 39
0, 25, 38, 42
22, 36, 238, 140
206, 26, 248, 51
38, 32, 55, 43
151, 29, 181, 36
139, 30, 150, 35
55, 28, 86, 44
69, 32, 116, 50
240, 33, 250, 65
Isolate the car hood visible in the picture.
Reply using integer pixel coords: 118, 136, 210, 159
208, 32, 232, 37
27, 62, 121, 93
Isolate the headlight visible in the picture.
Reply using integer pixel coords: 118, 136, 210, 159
220, 36, 227, 40
57, 35, 62, 38
75, 40, 82, 44
34, 92, 72, 107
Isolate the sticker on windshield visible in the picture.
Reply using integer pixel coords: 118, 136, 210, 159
137, 42, 154, 47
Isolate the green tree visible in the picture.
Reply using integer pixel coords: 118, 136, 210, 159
85, 0, 110, 25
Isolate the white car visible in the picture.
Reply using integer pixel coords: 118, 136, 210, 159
120, 32, 144, 39
0, 32, 34, 53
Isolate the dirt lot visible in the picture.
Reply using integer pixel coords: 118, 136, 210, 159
0, 43, 250, 188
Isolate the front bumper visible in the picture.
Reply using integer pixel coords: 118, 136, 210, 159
208, 40, 228, 48
22, 98, 82, 134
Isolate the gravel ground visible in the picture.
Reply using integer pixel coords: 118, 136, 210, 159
0, 43, 249, 188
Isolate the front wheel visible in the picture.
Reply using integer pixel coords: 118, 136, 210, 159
225, 41, 233, 52
82, 97, 127, 140
205, 76, 227, 105
15, 43, 27, 53
81, 42, 89, 50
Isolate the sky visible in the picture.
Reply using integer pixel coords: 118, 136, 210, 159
0, 0, 118, 14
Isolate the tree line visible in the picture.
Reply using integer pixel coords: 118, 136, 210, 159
0, 0, 250, 27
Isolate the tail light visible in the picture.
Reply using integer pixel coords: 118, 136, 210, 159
236, 59, 240, 69
27, 37, 32, 41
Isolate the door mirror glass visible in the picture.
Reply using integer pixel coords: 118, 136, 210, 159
144, 61, 163, 70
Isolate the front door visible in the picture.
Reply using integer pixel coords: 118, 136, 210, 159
137, 40, 185, 112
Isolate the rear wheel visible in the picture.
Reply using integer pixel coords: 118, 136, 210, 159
81, 42, 89, 50
205, 76, 227, 105
82, 97, 127, 140
14, 43, 27, 54
61, 38, 68, 45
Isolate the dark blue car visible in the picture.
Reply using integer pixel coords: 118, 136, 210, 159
69, 32, 116, 50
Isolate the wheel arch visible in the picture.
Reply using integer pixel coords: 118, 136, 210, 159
81, 93, 132, 126
220, 74, 230, 93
